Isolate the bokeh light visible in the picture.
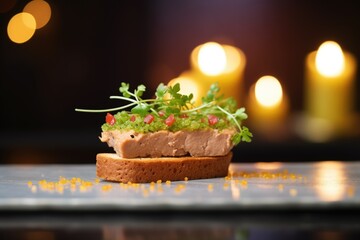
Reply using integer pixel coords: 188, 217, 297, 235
255, 76, 283, 107
222, 45, 242, 74
23, 0, 51, 29
167, 76, 200, 105
7, 12, 36, 44
315, 41, 345, 77
197, 42, 227, 76
315, 161, 345, 201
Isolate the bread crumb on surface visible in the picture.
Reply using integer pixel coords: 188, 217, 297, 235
289, 188, 298, 197
26, 166, 306, 198
207, 184, 214, 192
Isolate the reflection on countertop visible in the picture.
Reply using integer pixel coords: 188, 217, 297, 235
1, 211, 360, 240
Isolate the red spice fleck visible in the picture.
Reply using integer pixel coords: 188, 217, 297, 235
144, 114, 154, 124
165, 114, 176, 126
207, 114, 218, 125
158, 110, 165, 117
106, 113, 116, 125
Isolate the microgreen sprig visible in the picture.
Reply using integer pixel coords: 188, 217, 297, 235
75, 82, 252, 144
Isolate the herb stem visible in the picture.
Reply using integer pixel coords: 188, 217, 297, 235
181, 102, 214, 114
110, 96, 137, 103
216, 105, 242, 133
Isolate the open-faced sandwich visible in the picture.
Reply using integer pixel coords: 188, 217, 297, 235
76, 82, 252, 183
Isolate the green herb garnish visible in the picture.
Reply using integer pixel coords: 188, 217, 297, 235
75, 82, 252, 144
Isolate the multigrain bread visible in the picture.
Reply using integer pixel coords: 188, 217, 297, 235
96, 152, 232, 183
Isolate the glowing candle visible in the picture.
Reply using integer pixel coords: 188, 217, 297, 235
190, 42, 246, 107
305, 41, 357, 138
247, 76, 289, 136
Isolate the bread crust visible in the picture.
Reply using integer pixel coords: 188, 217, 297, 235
96, 152, 232, 183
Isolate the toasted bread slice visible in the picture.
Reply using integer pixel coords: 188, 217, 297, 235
96, 152, 232, 183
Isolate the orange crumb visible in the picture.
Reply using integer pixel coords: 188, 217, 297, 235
142, 189, 149, 197
240, 180, 248, 186
38, 179, 47, 185
82, 181, 93, 187
184, 177, 189, 181
149, 184, 156, 192
157, 186, 164, 193
347, 186, 356, 198
31, 185, 37, 193
56, 185, 64, 194
79, 185, 88, 192
133, 183, 141, 188
174, 184, 186, 194
278, 184, 284, 192
223, 183, 229, 189
207, 184, 214, 192
101, 185, 113, 191
156, 180, 162, 184
289, 188, 297, 197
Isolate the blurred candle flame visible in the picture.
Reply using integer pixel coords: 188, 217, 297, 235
315, 41, 345, 77
167, 76, 200, 105
189, 42, 246, 107
197, 42, 227, 76
254, 76, 283, 107
222, 45, 242, 74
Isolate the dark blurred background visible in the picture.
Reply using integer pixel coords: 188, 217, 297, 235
0, 0, 359, 164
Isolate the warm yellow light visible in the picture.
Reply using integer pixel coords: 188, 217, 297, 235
23, 0, 51, 29
315, 41, 345, 77
231, 181, 240, 200
315, 161, 345, 201
222, 45, 241, 74
7, 12, 36, 44
254, 162, 282, 170
255, 76, 283, 107
197, 42, 227, 76
167, 76, 200, 104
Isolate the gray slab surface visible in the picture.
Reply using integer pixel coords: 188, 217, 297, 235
0, 162, 359, 211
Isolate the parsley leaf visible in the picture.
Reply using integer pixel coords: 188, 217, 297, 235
155, 83, 167, 99
119, 82, 131, 98
131, 103, 150, 116
135, 85, 146, 98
